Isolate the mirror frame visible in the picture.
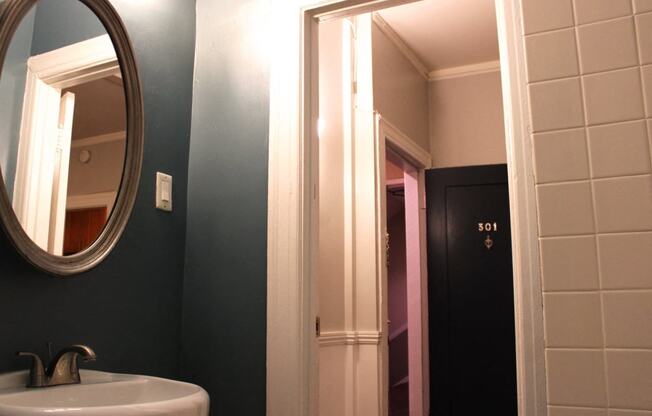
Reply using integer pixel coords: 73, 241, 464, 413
0, 0, 144, 276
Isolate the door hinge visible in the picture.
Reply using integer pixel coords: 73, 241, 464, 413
316, 316, 321, 337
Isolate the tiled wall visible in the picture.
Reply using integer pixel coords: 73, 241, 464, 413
523, 0, 652, 415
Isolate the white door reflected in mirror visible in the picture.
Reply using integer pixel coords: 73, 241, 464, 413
0, 0, 127, 256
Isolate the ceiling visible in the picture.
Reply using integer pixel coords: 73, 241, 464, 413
378, 0, 500, 71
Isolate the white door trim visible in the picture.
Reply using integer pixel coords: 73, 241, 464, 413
266, 1, 546, 415
27, 34, 120, 89
495, 0, 547, 414
66, 191, 117, 211
379, 114, 430, 416
379, 115, 431, 168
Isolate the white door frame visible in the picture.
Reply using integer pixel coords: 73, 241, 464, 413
266, 1, 546, 415
379, 115, 431, 416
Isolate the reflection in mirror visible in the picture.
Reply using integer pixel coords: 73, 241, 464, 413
0, 0, 126, 256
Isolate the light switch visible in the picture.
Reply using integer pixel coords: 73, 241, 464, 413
156, 172, 173, 212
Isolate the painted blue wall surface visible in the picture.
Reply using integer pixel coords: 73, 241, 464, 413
31, 0, 106, 56
0, 8, 35, 200
0, 0, 196, 380
182, 0, 270, 414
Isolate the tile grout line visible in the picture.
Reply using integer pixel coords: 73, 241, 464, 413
540, 228, 652, 239
548, 347, 652, 353
571, 0, 610, 409
525, 9, 652, 38
533, 115, 650, 134
530, 63, 647, 88
536, 172, 652, 187
634, 8, 652, 169
544, 288, 652, 294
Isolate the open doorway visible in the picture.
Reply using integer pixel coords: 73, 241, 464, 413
315, 1, 516, 415
385, 149, 426, 416
266, 1, 545, 415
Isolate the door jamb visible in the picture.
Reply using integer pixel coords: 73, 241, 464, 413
266, 1, 546, 415
378, 114, 431, 416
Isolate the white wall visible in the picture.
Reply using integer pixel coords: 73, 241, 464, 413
372, 22, 430, 153
67, 140, 125, 197
429, 71, 507, 168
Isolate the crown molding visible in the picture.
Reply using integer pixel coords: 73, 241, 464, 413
428, 60, 501, 81
371, 13, 429, 80
71, 131, 126, 149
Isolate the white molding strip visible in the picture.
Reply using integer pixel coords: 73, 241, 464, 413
319, 331, 383, 347
428, 60, 501, 82
371, 13, 429, 80
67, 191, 117, 210
379, 115, 432, 168
28, 35, 120, 89
386, 178, 404, 188
71, 131, 126, 149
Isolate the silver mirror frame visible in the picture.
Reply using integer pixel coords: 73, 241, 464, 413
0, 0, 144, 276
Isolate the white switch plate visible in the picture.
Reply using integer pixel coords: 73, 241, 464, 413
156, 172, 173, 212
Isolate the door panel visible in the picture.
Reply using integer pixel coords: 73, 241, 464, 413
426, 165, 517, 416
63, 207, 107, 255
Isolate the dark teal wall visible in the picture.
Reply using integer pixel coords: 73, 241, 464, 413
182, 0, 270, 414
31, 0, 106, 55
0, 7, 34, 199
0, 0, 196, 379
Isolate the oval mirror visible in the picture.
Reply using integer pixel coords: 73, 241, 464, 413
0, 0, 143, 276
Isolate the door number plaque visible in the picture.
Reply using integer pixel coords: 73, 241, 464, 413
478, 222, 498, 232
479, 221, 498, 250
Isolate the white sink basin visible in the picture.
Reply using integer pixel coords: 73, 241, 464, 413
0, 370, 209, 416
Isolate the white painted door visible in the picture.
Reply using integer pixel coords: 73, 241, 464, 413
48, 92, 75, 255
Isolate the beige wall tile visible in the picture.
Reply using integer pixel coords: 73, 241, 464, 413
574, 0, 632, 24
599, 233, 652, 289
546, 350, 607, 407
526, 29, 579, 82
607, 350, 652, 410
644, 66, 652, 118
635, 0, 652, 13
549, 407, 607, 416
544, 293, 603, 347
610, 411, 652, 416
637, 13, 652, 64
523, 0, 574, 34
593, 175, 652, 232
537, 182, 595, 237
534, 129, 590, 183
541, 236, 599, 291
583, 68, 645, 125
603, 292, 652, 348
530, 78, 584, 132
588, 120, 652, 178
578, 18, 638, 74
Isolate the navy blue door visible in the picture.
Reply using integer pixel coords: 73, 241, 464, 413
426, 164, 517, 416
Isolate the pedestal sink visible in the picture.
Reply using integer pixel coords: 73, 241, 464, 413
0, 370, 209, 416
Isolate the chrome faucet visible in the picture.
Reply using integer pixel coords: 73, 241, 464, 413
17, 345, 97, 388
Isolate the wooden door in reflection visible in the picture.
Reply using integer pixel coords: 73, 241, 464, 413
63, 207, 107, 255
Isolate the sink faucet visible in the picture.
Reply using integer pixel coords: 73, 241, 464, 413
17, 345, 97, 388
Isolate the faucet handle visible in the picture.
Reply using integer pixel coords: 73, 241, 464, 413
16, 352, 46, 387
